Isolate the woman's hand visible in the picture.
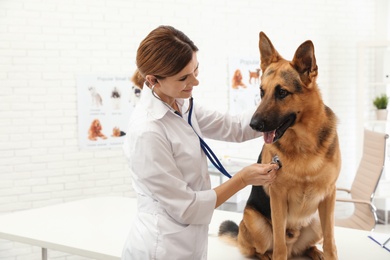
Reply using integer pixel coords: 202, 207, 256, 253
238, 163, 279, 186
213, 163, 279, 208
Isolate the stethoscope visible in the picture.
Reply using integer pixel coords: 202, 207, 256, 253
151, 85, 232, 179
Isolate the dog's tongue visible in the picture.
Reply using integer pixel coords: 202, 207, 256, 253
263, 130, 276, 144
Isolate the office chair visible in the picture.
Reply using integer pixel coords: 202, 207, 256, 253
335, 129, 388, 231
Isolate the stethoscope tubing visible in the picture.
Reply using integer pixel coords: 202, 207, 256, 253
187, 97, 232, 179
151, 85, 231, 178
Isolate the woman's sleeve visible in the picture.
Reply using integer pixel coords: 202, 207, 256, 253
195, 105, 262, 142
127, 129, 216, 225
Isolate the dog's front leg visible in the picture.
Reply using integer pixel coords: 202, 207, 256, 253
318, 186, 338, 260
269, 187, 288, 260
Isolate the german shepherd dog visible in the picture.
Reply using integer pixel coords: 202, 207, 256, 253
219, 32, 341, 259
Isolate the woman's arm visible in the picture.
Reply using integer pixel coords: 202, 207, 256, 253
213, 163, 278, 208
126, 127, 216, 224
194, 104, 261, 142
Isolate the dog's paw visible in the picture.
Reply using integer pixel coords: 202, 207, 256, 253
255, 251, 272, 260
304, 246, 324, 260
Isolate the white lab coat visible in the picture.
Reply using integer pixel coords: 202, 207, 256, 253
121, 85, 260, 260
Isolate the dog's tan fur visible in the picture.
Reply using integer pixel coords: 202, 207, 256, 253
219, 32, 341, 260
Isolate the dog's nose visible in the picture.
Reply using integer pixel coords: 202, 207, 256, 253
250, 117, 264, 131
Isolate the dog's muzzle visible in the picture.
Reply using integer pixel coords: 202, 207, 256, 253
250, 113, 296, 144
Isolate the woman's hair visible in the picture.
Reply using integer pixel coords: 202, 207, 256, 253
133, 25, 199, 88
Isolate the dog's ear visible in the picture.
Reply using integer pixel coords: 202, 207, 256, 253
291, 40, 318, 86
259, 32, 283, 72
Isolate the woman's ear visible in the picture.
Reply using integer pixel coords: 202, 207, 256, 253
145, 75, 158, 86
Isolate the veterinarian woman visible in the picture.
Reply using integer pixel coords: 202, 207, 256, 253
122, 25, 279, 260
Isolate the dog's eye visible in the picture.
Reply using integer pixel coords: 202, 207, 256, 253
275, 85, 289, 99
260, 87, 264, 98
278, 89, 288, 98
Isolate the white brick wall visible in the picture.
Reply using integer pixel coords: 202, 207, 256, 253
0, 0, 385, 259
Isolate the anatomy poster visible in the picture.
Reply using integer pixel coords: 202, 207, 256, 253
228, 57, 261, 114
77, 75, 142, 149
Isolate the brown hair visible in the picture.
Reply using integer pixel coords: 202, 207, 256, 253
133, 25, 199, 88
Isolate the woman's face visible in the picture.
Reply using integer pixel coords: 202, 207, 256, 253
151, 52, 199, 106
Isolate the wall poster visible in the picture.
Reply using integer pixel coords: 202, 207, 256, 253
77, 75, 142, 149
228, 57, 261, 114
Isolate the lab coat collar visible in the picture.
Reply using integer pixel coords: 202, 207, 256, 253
141, 83, 189, 119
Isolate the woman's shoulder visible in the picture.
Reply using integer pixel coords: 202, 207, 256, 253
127, 111, 170, 138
